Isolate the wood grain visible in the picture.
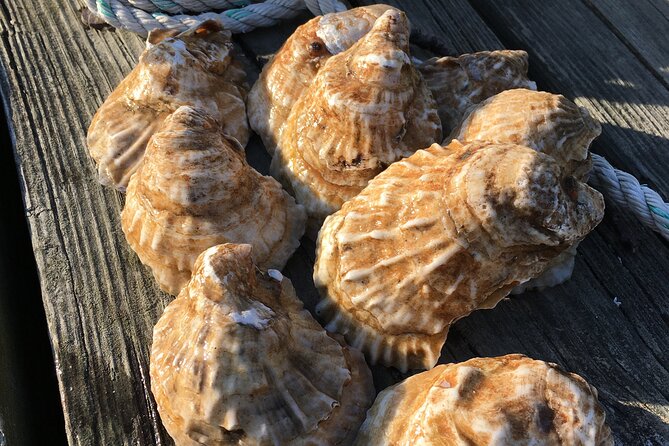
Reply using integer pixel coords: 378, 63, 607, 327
0, 1, 168, 444
582, 0, 669, 87
0, 0, 667, 444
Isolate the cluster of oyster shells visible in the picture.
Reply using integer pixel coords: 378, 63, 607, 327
86, 4, 613, 445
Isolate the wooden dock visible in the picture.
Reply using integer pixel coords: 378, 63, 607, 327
0, 0, 668, 444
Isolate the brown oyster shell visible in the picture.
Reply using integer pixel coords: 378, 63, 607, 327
150, 243, 375, 446
121, 106, 306, 296
273, 9, 441, 228
247, 4, 394, 155
419, 50, 536, 135
354, 354, 613, 445
314, 140, 604, 371
87, 20, 248, 191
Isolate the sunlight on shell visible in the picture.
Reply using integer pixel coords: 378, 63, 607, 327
451, 88, 601, 179
418, 50, 536, 135
314, 140, 604, 371
150, 244, 375, 446
246, 4, 393, 155
121, 107, 305, 296
354, 355, 613, 445
87, 20, 248, 191
273, 9, 441, 229
450, 88, 603, 292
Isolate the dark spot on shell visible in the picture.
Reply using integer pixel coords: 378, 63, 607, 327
562, 175, 579, 201
347, 154, 363, 167
536, 404, 555, 433
310, 41, 323, 52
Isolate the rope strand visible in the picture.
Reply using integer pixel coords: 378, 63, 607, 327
85, 0, 345, 35
590, 154, 669, 239
84, 0, 669, 241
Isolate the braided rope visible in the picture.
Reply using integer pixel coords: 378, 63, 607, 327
85, 0, 345, 35
590, 154, 669, 239
84, 0, 669, 241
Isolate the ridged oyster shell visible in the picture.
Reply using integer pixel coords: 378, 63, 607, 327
247, 4, 393, 154
314, 140, 604, 371
87, 20, 248, 191
273, 9, 441, 227
418, 50, 536, 135
451, 88, 602, 292
451, 88, 601, 178
121, 106, 306, 296
354, 354, 613, 445
151, 244, 375, 446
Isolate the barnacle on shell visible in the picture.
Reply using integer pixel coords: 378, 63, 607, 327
354, 354, 613, 445
246, 4, 393, 154
273, 9, 441, 228
314, 140, 604, 371
418, 50, 536, 135
121, 106, 305, 296
151, 243, 375, 446
87, 20, 248, 190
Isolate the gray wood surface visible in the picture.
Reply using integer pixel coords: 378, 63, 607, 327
0, 0, 667, 444
582, 0, 669, 87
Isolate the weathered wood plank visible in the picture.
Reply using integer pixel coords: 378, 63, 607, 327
0, 106, 66, 445
0, 1, 168, 444
582, 0, 669, 87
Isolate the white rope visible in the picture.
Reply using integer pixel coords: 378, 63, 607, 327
84, 0, 669, 241
85, 0, 346, 35
589, 154, 669, 240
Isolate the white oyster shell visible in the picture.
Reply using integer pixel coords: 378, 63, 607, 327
451, 88, 602, 178
418, 50, 536, 135
246, 4, 394, 155
273, 9, 441, 229
451, 88, 603, 291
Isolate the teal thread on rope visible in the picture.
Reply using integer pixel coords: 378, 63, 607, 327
649, 205, 669, 228
225, 8, 252, 20
96, 0, 116, 20
86, 0, 343, 35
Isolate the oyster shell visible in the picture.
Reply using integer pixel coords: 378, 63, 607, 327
246, 4, 393, 155
418, 50, 536, 135
451, 88, 602, 292
121, 106, 306, 296
451, 88, 601, 178
151, 243, 375, 446
87, 20, 248, 191
273, 9, 441, 227
354, 354, 613, 445
314, 140, 604, 371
